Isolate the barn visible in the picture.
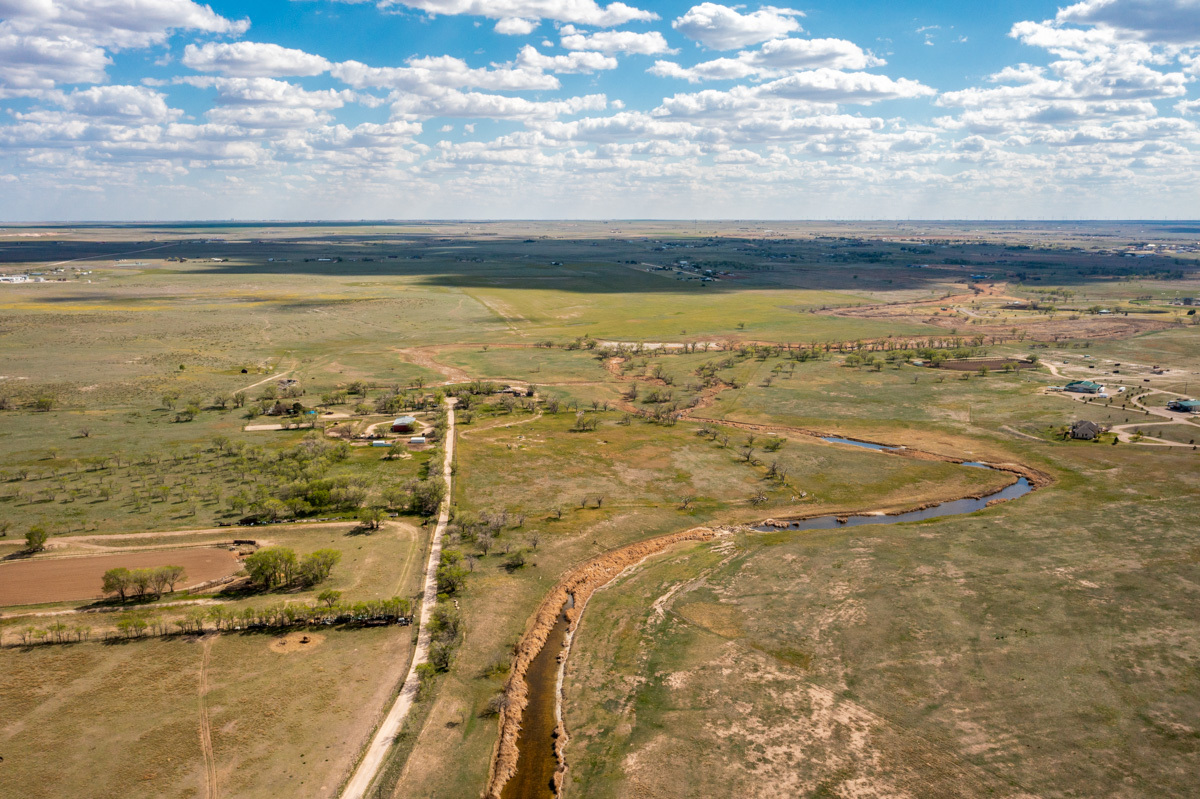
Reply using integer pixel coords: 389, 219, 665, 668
391, 416, 418, 433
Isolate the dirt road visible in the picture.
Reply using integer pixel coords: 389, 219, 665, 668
198, 636, 219, 799
339, 397, 457, 799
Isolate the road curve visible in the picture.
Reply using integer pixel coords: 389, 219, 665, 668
339, 397, 456, 799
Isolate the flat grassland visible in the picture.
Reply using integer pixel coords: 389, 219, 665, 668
0, 625, 415, 799
564, 442, 1200, 799
0, 221, 1198, 799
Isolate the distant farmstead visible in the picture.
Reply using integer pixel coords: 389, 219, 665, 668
392, 416, 418, 433
1065, 380, 1104, 394
1167, 399, 1200, 413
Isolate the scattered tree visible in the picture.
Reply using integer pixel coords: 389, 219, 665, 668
25, 525, 49, 552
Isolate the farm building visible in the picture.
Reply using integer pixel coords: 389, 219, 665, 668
1070, 420, 1102, 440
1065, 380, 1104, 394
408, 436, 427, 445
391, 416, 418, 432
1167, 399, 1200, 413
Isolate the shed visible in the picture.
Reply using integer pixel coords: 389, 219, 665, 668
1070, 420, 1102, 440
1065, 380, 1104, 394
371, 440, 392, 447
408, 436, 427, 445
392, 415, 418, 433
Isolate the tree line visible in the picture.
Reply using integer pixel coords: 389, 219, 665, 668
102, 565, 187, 602
7, 595, 414, 646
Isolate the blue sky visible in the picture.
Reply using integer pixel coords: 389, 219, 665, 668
1, 0, 1199, 220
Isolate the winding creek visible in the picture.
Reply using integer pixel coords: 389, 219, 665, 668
492, 444, 1040, 799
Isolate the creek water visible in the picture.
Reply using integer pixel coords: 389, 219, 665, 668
501, 451, 1033, 798
754, 475, 1031, 532
501, 596, 574, 799
821, 435, 901, 451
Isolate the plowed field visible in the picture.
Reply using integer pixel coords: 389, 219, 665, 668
0, 548, 241, 606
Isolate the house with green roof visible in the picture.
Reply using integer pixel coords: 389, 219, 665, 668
1065, 380, 1104, 394
1167, 399, 1200, 413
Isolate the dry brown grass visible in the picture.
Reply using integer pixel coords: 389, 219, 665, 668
0, 626, 414, 799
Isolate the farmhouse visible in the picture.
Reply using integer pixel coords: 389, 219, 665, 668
391, 415, 418, 433
1070, 420, 1102, 440
1065, 380, 1104, 394
1167, 399, 1200, 413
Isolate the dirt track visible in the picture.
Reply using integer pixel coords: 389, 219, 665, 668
0, 548, 241, 606
339, 398, 457, 799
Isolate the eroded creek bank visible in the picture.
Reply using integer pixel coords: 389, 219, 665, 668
485, 447, 1051, 799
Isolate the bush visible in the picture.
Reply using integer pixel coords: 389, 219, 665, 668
24, 525, 49, 552
429, 640, 455, 671
416, 662, 438, 698
479, 692, 509, 717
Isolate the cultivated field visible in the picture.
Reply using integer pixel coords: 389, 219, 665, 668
0, 547, 240, 605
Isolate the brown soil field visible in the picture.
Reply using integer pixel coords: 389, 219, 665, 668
269, 631, 327, 653
932, 358, 1039, 371
0, 548, 241, 606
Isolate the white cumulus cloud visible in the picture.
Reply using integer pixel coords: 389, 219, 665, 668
672, 3, 804, 50
560, 26, 675, 54
182, 42, 333, 78
372, 0, 656, 27
495, 17, 538, 35
516, 45, 618, 73
332, 54, 560, 92
651, 36, 885, 82
0, 0, 248, 91
1056, 0, 1200, 45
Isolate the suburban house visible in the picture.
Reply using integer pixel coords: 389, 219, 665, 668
1065, 380, 1104, 394
1167, 399, 1200, 413
391, 416, 418, 433
1070, 420, 1102, 440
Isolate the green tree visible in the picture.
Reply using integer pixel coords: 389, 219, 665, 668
317, 589, 342, 608
161, 565, 187, 592
102, 567, 132, 602
299, 549, 342, 586
358, 506, 387, 530
244, 547, 299, 589
406, 478, 445, 516
436, 549, 468, 594
130, 568, 153, 599
25, 525, 49, 552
